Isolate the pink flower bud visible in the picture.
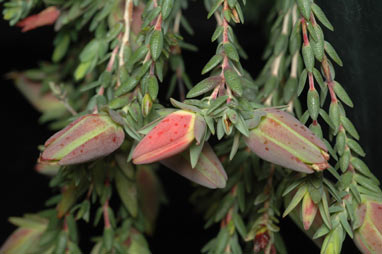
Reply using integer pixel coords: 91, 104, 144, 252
16, 7, 60, 32
0, 216, 47, 254
354, 198, 382, 254
132, 110, 204, 164
161, 143, 227, 189
302, 192, 318, 230
245, 108, 329, 173
7, 72, 65, 114
40, 114, 124, 165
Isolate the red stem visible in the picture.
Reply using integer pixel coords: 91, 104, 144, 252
301, 18, 310, 46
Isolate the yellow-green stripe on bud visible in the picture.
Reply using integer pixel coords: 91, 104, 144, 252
245, 108, 329, 173
40, 114, 124, 165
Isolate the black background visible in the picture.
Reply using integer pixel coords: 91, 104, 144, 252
1, 1, 381, 253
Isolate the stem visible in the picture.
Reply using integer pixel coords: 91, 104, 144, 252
322, 55, 338, 102
173, 11, 181, 33
103, 200, 111, 229
106, 45, 119, 72
301, 18, 310, 46
119, 0, 133, 69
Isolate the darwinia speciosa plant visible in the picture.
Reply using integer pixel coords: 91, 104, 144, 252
1, 0, 382, 253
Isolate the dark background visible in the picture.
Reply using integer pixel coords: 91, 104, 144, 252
1, 0, 381, 253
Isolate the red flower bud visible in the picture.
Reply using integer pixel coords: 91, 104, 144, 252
354, 198, 382, 254
40, 114, 124, 165
132, 110, 203, 164
245, 108, 329, 173
17, 7, 60, 32
161, 143, 227, 189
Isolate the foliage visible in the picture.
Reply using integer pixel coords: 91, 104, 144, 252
1, 0, 381, 253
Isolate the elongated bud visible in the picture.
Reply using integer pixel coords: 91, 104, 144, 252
245, 108, 329, 173
7, 72, 65, 113
0, 215, 47, 254
161, 143, 227, 189
132, 110, 198, 164
16, 6, 60, 32
301, 192, 318, 230
354, 198, 382, 254
40, 113, 124, 165
136, 166, 165, 234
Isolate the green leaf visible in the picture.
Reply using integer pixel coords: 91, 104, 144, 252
282, 179, 304, 197
335, 130, 346, 155
161, 0, 174, 20
206, 95, 228, 115
340, 149, 351, 172
311, 4, 334, 31
283, 184, 307, 217
103, 227, 114, 251
130, 45, 149, 66
211, 26, 224, 42
53, 34, 70, 63
202, 54, 223, 74
307, 89, 320, 120
215, 194, 235, 222
296, 0, 312, 19
147, 75, 159, 100
187, 76, 223, 98
150, 30, 163, 61
234, 112, 249, 137
341, 116, 359, 140
190, 141, 205, 168
351, 157, 373, 178
297, 69, 308, 96
215, 227, 229, 253
224, 69, 243, 96
347, 139, 366, 157
319, 109, 335, 130
207, 0, 224, 19
283, 77, 298, 103
115, 170, 138, 217
229, 132, 240, 160
329, 101, 340, 133
325, 41, 343, 66
74, 61, 92, 80
55, 231, 68, 254
311, 25, 325, 61
233, 212, 247, 239
80, 39, 100, 62
313, 224, 330, 239
339, 212, 353, 238
333, 81, 353, 107
302, 43, 315, 72
223, 42, 240, 62
319, 194, 332, 229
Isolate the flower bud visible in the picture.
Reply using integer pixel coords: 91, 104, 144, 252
132, 110, 203, 164
0, 215, 47, 254
161, 143, 227, 189
35, 158, 60, 176
40, 114, 125, 165
7, 72, 65, 114
136, 166, 165, 234
245, 108, 329, 173
16, 6, 60, 32
301, 192, 318, 230
354, 198, 382, 254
